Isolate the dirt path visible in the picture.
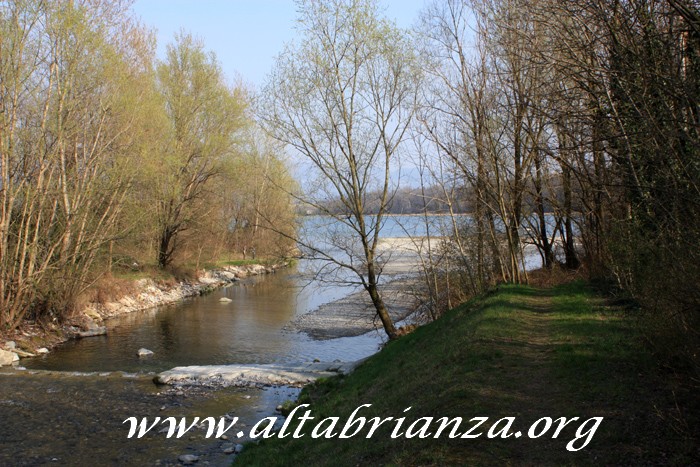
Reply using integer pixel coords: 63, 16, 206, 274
466, 288, 573, 462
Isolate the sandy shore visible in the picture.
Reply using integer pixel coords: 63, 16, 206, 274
288, 238, 432, 340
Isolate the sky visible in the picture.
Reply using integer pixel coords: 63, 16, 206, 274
131, 0, 428, 90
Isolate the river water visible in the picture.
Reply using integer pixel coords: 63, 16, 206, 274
22, 267, 383, 374
2, 262, 387, 466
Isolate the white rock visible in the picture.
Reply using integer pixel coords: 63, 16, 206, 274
137, 348, 154, 357
155, 361, 360, 387
5, 341, 16, 349
221, 443, 235, 454
0, 349, 18, 366
75, 327, 106, 338
36, 348, 49, 354
13, 348, 35, 358
219, 297, 232, 303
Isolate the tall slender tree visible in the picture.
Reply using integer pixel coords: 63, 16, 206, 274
259, 0, 419, 339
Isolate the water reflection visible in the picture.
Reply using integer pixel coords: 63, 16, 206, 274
24, 263, 383, 373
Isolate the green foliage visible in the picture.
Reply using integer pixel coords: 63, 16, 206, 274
0, 1, 296, 330
148, 32, 247, 268
0, 0, 157, 327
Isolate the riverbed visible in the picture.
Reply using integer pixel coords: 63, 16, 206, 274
0, 369, 300, 466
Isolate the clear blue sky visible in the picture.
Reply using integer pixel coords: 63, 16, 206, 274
131, 0, 428, 89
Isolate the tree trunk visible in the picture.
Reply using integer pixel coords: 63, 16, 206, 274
562, 163, 580, 269
534, 153, 554, 268
366, 277, 397, 340
158, 228, 174, 269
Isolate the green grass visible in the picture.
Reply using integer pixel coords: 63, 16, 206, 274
235, 281, 697, 466
111, 267, 174, 282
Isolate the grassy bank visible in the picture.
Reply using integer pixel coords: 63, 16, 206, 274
236, 281, 697, 465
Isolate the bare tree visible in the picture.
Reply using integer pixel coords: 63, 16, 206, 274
258, 0, 418, 339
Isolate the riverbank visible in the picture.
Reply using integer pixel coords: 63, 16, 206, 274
285, 237, 433, 340
236, 281, 698, 465
286, 277, 422, 339
0, 261, 289, 363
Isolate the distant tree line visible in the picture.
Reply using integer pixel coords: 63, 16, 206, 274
302, 185, 466, 215
0, 0, 295, 330
302, 177, 577, 215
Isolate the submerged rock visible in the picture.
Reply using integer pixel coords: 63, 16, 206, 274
219, 297, 232, 303
74, 327, 107, 338
178, 454, 199, 464
137, 348, 154, 358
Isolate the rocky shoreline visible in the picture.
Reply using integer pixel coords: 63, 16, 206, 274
154, 360, 364, 388
83, 263, 284, 322
0, 262, 288, 365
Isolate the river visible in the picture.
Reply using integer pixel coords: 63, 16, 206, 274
1, 261, 389, 466
21, 268, 382, 374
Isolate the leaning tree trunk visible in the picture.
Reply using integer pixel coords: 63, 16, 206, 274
366, 260, 397, 340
